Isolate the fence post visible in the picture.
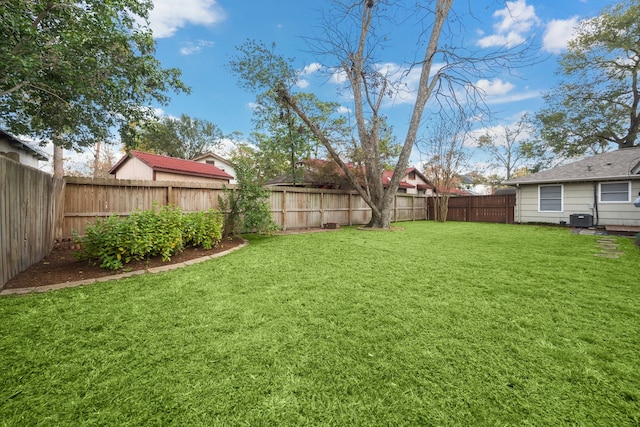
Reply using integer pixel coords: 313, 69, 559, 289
320, 192, 324, 227
393, 195, 397, 222
282, 190, 287, 230
167, 185, 173, 206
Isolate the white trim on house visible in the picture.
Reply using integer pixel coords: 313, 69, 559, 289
598, 181, 631, 203
538, 184, 563, 213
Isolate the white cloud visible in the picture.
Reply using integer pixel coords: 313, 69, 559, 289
152, 107, 166, 117
301, 63, 322, 75
180, 40, 215, 56
484, 90, 540, 105
543, 17, 579, 54
296, 79, 310, 89
477, 0, 540, 48
296, 63, 322, 88
470, 79, 539, 105
475, 78, 515, 96
336, 106, 351, 114
330, 68, 348, 85
148, 0, 225, 39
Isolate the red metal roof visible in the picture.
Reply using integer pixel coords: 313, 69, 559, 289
111, 150, 233, 181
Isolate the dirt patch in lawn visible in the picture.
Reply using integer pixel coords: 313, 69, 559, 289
3, 236, 246, 291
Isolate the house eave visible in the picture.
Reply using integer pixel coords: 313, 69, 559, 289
0, 130, 49, 161
152, 166, 231, 181
505, 175, 640, 186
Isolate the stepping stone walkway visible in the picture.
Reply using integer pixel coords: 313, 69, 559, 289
594, 237, 624, 258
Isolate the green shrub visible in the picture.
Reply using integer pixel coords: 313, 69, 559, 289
182, 210, 223, 249
218, 150, 278, 236
74, 205, 223, 270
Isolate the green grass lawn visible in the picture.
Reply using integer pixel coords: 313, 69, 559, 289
1, 222, 639, 426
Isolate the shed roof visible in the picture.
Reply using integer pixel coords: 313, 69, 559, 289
110, 150, 233, 180
504, 147, 640, 185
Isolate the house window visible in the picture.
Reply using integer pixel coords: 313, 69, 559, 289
599, 181, 630, 203
206, 160, 215, 165
539, 184, 562, 212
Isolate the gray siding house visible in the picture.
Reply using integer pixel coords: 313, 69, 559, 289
504, 147, 640, 227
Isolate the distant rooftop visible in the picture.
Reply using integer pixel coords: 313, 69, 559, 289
0, 130, 49, 161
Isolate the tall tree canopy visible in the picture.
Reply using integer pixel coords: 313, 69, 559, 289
0, 0, 188, 152
124, 114, 223, 160
229, 1, 455, 228
535, 0, 640, 157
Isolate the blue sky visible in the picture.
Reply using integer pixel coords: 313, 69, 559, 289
58, 0, 616, 174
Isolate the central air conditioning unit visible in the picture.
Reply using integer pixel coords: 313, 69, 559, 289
569, 213, 593, 228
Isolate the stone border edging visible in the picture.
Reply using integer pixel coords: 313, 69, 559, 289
1, 239, 249, 296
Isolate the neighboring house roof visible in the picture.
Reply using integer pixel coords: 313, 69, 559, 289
191, 152, 232, 165
110, 150, 234, 180
504, 147, 640, 185
493, 187, 517, 195
381, 170, 415, 189
0, 130, 49, 161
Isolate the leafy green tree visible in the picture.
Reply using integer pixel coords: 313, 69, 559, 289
1, 0, 189, 171
218, 144, 278, 236
535, 0, 640, 157
124, 114, 223, 159
247, 77, 351, 184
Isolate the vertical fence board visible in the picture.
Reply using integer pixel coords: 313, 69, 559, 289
1, 157, 60, 288
427, 194, 515, 224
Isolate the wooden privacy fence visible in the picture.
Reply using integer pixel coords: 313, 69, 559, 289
2, 170, 514, 288
61, 177, 430, 238
62, 177, 231, 238
427, 194, 516, 224
1, 157, 64, 288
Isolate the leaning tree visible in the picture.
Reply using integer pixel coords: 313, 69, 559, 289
229, 0, 530, 228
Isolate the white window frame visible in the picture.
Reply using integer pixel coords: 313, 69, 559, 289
538, 184, 563, 212
599, 181, 631, 203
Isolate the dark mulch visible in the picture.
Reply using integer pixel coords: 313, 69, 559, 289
3, 236, 245, 290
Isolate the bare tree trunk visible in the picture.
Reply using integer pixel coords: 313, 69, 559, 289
53, 145, 64, 178
437, 195, 450, 222
93, 140, 102, 178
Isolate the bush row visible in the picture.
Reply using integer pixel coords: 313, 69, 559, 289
73, 205, 223, 270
